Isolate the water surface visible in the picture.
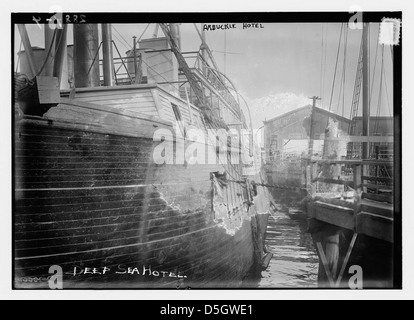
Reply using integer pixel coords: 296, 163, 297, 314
243, 209, 319, 288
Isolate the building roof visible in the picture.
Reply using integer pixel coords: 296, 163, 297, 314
263, 105, 311, 124
353, 116, 394, 121
263, 104, 352, 125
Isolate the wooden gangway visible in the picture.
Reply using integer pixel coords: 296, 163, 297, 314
305, 159, 394, 243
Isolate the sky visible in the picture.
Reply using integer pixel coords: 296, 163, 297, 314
14, 21, 394, 130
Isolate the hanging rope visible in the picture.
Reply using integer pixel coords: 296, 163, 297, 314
112, 32, 129, 52
369, 27, 380, 111
255, 182, 307, 192
341, 28, 348, 117
137, 23, 151, 42
321, 25, 329, 103
226, 180, 307, 192
347, 35, 363, 135
368, 24, 371, 110
112, 33, 130, 74
328, 23, 344, 113
374, 45, 385, 135
319, 24, 324, 100
112, 24, 151, 50
36, 28, 58, 76
15, 39, 23, 73
336, 27, 348, 116
112, 25, 131, 49
383, 68, 392, 116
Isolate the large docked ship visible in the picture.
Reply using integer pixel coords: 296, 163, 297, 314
13, 21, 271, 288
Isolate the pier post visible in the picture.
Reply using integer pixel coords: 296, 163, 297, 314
312, 225, 341, 287
325, 232, 340, 280
312, 162, 318, 193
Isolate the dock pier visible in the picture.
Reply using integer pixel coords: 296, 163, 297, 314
304, 159, 395, 288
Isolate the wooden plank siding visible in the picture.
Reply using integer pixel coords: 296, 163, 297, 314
14, 118, 255, 287
158, 92, 192, 125
71, 88, 160, 118
14, 84, 263, 288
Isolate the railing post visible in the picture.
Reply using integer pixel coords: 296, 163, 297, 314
312, 161, 318, 194
362, 162, 368, 193
302, 159, 308, 188
353, 163, 362, 196
306, 163, 311, 192
353, 163, 362, 231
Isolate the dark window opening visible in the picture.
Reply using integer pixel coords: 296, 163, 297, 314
172, 103, 185, 136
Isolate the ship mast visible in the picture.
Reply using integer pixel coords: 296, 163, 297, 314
308, 95, 321, 157
362, 22, 370, 159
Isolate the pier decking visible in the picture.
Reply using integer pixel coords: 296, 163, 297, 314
304, 159, 395, 287
306, 159, 393, 243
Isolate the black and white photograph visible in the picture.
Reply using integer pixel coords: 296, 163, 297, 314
4, 1, 410, 300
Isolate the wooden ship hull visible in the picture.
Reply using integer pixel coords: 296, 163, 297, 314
14, 85, 270, 288
13, 22, 272, 288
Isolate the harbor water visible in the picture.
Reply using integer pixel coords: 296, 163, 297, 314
243, 202, 319, 288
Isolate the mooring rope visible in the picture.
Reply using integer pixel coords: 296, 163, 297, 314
255, 182, 307, 192
226, 179, 306, 192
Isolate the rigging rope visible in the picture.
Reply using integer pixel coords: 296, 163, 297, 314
383, 68, 392, 116
112, 33, 130, 74
369, 27, 380, 111
336, 27, 348, 116
328, 23, 344, 113
36, 28, 58, 76
321, 25, 329, 102
255, 182, 306, 192
368, 24, 371, 110
163, 24, 256, 183
341, 28, 348, 117
113, 24, 155, 51
374, 45, 385, 135
226, 179, 307, 192
88, 23, 251, 187
112, 32, 129, 52
347, 35, 363, 135
137, 24, 151, 42
319, 24, 324, 100
112, 25, 131, 49
15, 39, 23, 73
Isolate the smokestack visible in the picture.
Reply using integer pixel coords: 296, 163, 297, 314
101, 24, 114, 86
73, 24, 100, 88
17, 24, 38, 77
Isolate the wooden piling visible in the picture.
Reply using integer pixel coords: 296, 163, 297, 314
312, 225, 341, 288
